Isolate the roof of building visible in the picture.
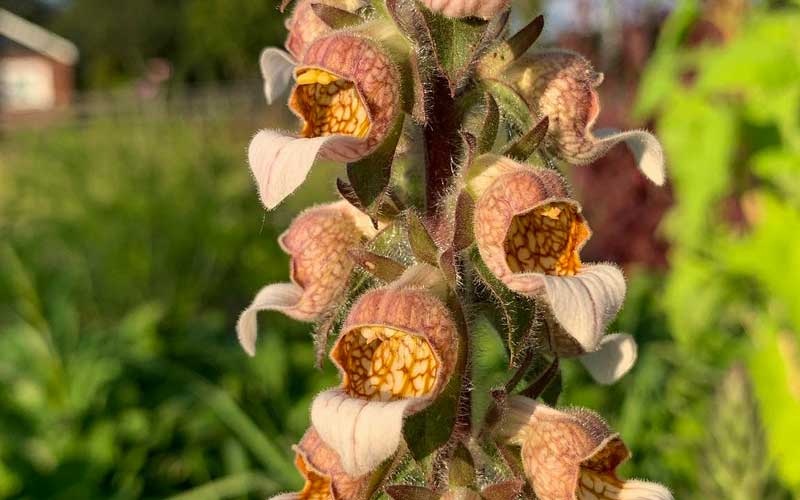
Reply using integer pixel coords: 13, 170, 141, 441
0, 8, 78, 65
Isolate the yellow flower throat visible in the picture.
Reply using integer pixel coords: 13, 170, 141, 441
338, 326, 439, 401
293, 69, 371, 139
504, 202, 587, 276
296, 455, 332, 500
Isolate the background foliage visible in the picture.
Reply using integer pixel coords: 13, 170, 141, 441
1, 0, 799, 499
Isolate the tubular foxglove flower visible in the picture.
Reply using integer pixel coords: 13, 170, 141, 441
420, 0, 511, 20
261, 0, 368, 104
497, 396, 673, 500
503, 50, 665, 185
237, 201, 375, 356
250, 33, 401, 209
311, 286, 458, 476
471, 156, 635, 383
273, 427, 368, 500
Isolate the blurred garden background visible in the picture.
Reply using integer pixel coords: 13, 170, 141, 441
1, 0, 799, 498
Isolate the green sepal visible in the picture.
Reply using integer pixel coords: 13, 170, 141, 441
311, 2, 365, 29
407, 210, 440, 266
346, 114, 405, 215
418, 4, 489, 92
385, 485, 439, 500
336, 178, 368, 214
519, 357, 559, 398
501, 116, 548, 162
312, 311, 340, 369
470, 248, 538, 367
478, 15, 544, 78
403, 368, 460, 476
449, 442, 477, 488
349, 248, 408, 283
540, 370, 562, 406
478, 94, 501, 154
481, 479, 525, 500
452, 190, 475, 252
482, 79, 533, 135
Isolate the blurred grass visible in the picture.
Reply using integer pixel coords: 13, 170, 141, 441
0, 116, 341, 499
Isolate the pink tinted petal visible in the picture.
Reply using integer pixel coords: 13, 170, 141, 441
236, 283, 306, 356
247, 130, 364, 209
260, 48, 296, 104
311, 389, 416, 476
298, 34, 400, 157
594, 129, 666, 186
295, 428, 369, 499
505, 264, 626, 355
285, 0, 332, 59
579, 333, 638, 385
421, 0, 510, 19
541, 264, 626, 355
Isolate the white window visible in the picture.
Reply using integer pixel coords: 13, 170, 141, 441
0, 56, 56, 112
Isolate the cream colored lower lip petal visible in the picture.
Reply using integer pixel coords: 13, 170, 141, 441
311, 388, 419, 477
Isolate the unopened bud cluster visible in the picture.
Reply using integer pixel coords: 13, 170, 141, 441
238, 1, 670, 499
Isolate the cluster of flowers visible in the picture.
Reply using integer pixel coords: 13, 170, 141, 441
237, 1, 672, 499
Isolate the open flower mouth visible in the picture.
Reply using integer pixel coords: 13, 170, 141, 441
504, 201, 588, 276
296, 454, 331, 500
292, 68, 371, 139
336, 326, 439, 401
579, 470, 625, 499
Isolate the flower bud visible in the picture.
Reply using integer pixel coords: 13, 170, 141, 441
419, 0, 511, 20
273, 427, 368, 500
285, 0, 367, 59
311, 287, 458, 476
497, 396, 673, 500
249, 33, 401, 209
472, 157, 635, 383
237, 201, 374, 356
503, 50, 665, 185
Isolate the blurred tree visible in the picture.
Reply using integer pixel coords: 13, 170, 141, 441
44, 0, 285, 88
178, 0, 285, 82
53, 0, 183, 88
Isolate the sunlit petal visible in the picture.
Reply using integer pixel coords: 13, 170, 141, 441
579, 333, 638, 385
311, 388, 416, 476
236, 283, 306, 356
247, 129, 363, 209
260, 47, 296, 104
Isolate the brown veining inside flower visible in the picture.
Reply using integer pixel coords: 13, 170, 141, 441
337, 326, 439, 401
504, 202, 587, 276
577, 470, 624, 500
296, 454, 332, 500
292, 68, 370, 138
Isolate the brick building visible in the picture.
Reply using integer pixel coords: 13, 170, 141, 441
0, 8, 78, 123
